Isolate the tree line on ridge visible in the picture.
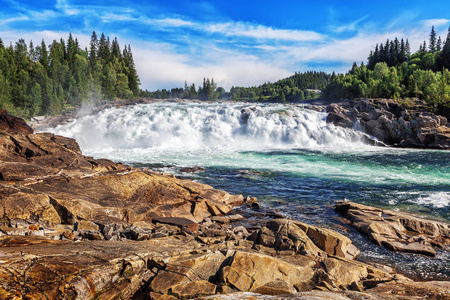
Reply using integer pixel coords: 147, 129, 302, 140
2, 26, 450, 118
0, 31, 139, 117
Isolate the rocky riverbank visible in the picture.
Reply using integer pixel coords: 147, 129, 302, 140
1, 110, 450, 299
314, 98, 450, 149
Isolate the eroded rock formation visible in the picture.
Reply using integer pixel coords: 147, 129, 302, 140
324, 98, 450, 149
1, 110, 450, 299
335, 201, 450, 257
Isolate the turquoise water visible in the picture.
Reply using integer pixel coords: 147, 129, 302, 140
48, 102, 450, 279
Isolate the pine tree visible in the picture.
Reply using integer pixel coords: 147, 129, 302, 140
429, 26, 437, 53
98, 33, 110, 62
89, 31, 98, 66
442, 27, 450, 69
111, 37, 121, 60
123, 45, 140, 96
28, 40, 36, 62
405, 39, 411, 60
437, 36, 442, 52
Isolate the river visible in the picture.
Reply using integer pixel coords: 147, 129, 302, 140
46, 101, 450, 280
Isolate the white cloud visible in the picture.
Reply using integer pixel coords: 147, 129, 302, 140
422, 19, 450, 28
30, 10, 57, 19
56, 0, 80, 16
149, 18, 197, 28
100, 13, 137, 22
0, 30, 90, 47
205, 22, 324, 42
129, 40, 292, 90
0, 16, 29, 25
332, 16, 368, 33
139, 17, 324, 42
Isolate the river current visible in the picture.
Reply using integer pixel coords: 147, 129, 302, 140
46, 101, 450, 280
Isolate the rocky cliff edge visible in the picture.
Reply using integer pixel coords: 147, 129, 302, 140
1, 110, 449, 300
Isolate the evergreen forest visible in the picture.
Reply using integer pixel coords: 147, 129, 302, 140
0, 32, 140, 117
323, 26, 450, 109
2, 26, 450, 118
146, 71, 330, 102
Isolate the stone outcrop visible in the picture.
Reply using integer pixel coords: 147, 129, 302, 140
335, 201, 450, 257
2, 218, 449, 300
0, 111, 250, 239
324, 98, 450, 149
1, 111, 450, 299
249, 219, 360, 260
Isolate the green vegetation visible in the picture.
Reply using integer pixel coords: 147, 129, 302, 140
144, 71, 331, 102
3, 26, 450, 117
0, 32, 140, 117
323, 26, 450, 109
229, 71, 330, 102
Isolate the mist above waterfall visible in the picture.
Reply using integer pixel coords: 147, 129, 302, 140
50, 102, 369, 152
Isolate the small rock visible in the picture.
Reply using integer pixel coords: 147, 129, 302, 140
78, 229, 103, 240
212, 216, 230, 224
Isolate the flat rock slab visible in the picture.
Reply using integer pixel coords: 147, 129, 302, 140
152, 217, 199, 232
335, 201, 450, 257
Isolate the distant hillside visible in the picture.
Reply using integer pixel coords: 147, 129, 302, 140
144, 71, 332, 102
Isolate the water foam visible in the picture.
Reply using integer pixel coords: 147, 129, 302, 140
45, 102, 450, 188
49, 102, 369, 153
413, 192, 450, 208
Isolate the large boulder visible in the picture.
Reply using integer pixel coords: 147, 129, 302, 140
219, 251, 316, 293
335, 201, 450, 256
0, 110, 33, 134
324, 98, 450, 149
251, 219, 360, 260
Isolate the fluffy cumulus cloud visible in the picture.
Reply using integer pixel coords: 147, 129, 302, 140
130, 40, 292, 90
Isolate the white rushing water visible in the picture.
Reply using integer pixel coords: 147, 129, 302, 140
51, 102, 369, 157
47, 102, 450, 187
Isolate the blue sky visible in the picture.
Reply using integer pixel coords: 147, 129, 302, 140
1, 0, 450, 91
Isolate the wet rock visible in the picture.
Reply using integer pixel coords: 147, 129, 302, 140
324, 98, 450, 149
179, 166, 205, 173
335, 201, 450, 256
253, 219, 360, 259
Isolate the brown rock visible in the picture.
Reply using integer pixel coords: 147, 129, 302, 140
252, 280, 296, 295
304, 225, 360, 259
63, 230, 75, 240
368, 280, 450, 299
152, 217, 198, 232
150, 270, 191, 294
75, 220, 99, 231
0, 110, 33, 134
170, 280, 217, 298
260, 219, 359, 259
335, 201, 450, 256
323, 257, 369, 289
0, 129, 248, 231
219, 251, 316, 292
166, 251, 226, 282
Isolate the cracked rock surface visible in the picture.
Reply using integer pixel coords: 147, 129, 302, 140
1, 111, 450, 300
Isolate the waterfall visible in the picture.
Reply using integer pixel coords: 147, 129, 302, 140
49, 102, 370, 153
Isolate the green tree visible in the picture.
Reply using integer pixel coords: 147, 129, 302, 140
429, 26, 437, 53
